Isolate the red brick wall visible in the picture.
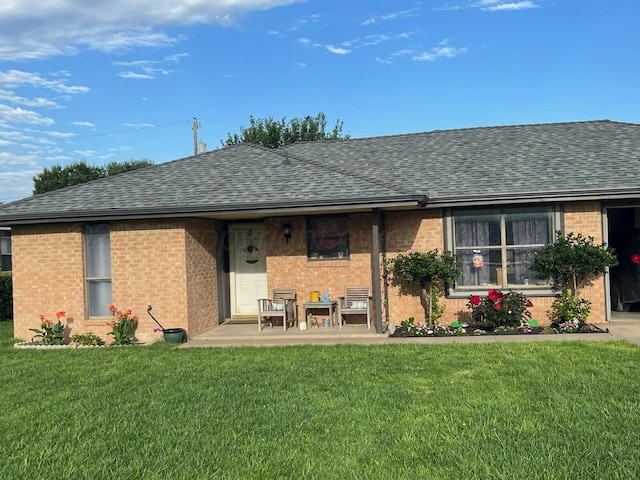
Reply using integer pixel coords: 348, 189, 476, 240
11, 224, 85, 343
564, 201, 606, 322
265, 214, 373, 322
383, 202, 606, 326
11, 219, 219, 344
185, 219, 219, 335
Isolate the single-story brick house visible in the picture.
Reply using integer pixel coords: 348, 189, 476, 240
1, 119, 639, 342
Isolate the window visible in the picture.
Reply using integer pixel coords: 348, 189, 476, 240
451, 206, 555, 288
0, 229, 10, 272
307, 216, 349, 260
84, 224, 112, 316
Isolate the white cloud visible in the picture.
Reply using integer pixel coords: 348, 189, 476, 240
0, 0, 302, 61
448, 1, 539, 11
117, 72, 155, 80
0, 169, 40, 203
72, 121, 95, 127
73, 150, 96, 157
483, 1, 538, 11
112, 54, 189, 79
45, 131, 76, 138
362, 7, 421, 25
413, 45, 468, 61
0, 104, 55, 126
0, 89, 60, 109
326, 45, 351, 55
0, 70, 89, 94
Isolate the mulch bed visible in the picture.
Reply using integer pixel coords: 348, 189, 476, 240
389, 323, 608, 338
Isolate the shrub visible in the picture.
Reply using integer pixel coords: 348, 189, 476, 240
549, 289, 591, 327
467, 289, 534, 329
71, 332, 104, 346
0, 272, 12, 320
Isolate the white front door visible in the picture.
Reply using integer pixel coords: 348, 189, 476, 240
229, 223, 268, 316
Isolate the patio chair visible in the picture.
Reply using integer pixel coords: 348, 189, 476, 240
257, 288, 298, 332
337, 285, 372, 329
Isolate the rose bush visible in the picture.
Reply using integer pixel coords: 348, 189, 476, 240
467, 289, 534, 328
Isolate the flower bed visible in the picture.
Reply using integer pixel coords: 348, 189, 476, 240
388, 322, 607, 338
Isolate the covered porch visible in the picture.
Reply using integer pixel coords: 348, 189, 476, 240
186, 322, 387, 347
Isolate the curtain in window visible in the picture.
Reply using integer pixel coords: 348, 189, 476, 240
510, 213, 550, 283
456, 219, 492, 286
85, 224, 112, 316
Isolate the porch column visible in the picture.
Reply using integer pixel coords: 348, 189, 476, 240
371, 210, 383, 333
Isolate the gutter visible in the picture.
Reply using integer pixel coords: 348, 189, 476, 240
0, 194, 429, 226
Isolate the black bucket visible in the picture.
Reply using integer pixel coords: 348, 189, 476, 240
163, 328, 186, 344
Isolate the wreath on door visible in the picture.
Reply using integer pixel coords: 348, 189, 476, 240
244, 244, 260, 264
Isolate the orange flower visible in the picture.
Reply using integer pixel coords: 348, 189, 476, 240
108, 304, 117, 313
131, 316, 138, 322
56, 311, 66, 318
124, 308, 132, 316
108, 321, 116, 328
39, 314, 45, 320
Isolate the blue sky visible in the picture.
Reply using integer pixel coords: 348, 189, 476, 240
1, 0, 639, 203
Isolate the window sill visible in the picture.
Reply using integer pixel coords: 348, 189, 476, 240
307, 260, 350, 268
447, 287, 557, 299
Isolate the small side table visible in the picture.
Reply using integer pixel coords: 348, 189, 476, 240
303, 301, 337, 328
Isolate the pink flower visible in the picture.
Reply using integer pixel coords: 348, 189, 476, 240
495, 302, 503, 311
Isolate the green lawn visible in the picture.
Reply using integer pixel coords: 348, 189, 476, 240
0, 321, 639, 479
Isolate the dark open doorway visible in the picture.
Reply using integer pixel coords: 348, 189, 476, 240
608, 207, 640, 316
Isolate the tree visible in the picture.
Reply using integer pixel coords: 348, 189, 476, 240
531, 231, 618, 299
386, 250, 462, 328
223, 112, 350, 148
33, 159, 154, 195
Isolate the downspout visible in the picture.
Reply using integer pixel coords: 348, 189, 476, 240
380, 211, 389, 328
371, 210, 383, 333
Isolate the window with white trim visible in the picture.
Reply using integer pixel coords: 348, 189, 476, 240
0, 229, 11, 272
84, 224, 112, 316
451, 206, 556, 288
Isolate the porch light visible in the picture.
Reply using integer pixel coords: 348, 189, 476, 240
283, 223, 292, 242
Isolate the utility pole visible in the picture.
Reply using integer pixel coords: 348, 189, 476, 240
192, 117, 200, 156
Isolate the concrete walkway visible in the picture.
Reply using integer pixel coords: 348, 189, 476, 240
182, 320, 640, 348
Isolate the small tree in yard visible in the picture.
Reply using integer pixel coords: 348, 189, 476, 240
387, 250, 462, 328
532, 231, 617, 299
532, 231, 617, 326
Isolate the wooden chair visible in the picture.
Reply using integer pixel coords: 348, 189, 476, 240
257, 288, 297, 331
337, 286, 372, 329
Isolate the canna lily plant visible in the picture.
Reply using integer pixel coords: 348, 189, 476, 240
107, 304, 138, 345
30, 311, 66, 345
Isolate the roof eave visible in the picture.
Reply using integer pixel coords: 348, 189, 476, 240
426, 187, 640, 208
0, 194, 429, 226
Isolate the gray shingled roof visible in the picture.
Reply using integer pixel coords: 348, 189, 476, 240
1, 119, 639, 225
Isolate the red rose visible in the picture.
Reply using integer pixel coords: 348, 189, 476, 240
495, 302, 503, 311
488, 289, 504, 302
469, 295, 481, 306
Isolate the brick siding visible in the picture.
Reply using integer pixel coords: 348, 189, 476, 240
10, 200, 607, 341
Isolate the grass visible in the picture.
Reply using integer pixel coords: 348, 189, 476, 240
1, 321, 639, 479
